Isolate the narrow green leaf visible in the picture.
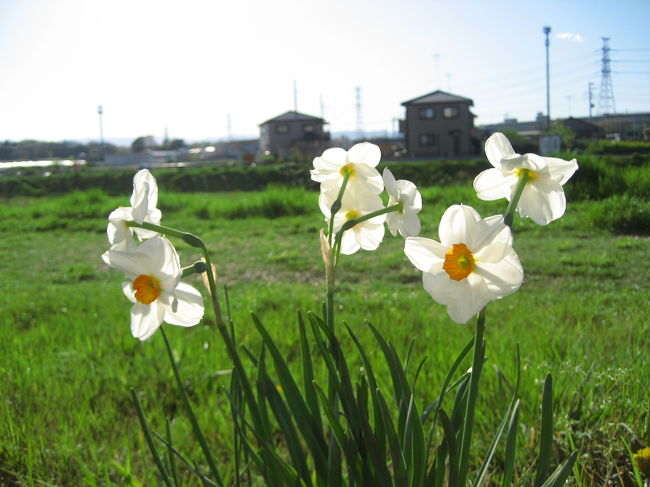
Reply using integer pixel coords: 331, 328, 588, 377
540, 450, 578, 487
165, 419, 180, 487
129, 389, 174, 487
376, 389, 409, 487
260, 374, 313, 487
457, 309, 486, 487
153, 431, 219, 487
439, 408, 459, 487
534, 373, 554, 487
501, 400, 521, 487
251, 313, 328, 475
313, 383, 355, 472
298, 312, 322, 428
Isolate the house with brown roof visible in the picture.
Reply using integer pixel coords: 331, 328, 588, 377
400, 90, 477, 157
259, 111, 330, 160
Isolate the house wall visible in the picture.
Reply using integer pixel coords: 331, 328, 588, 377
259, 119, 326, 158
404, 102, 474, 157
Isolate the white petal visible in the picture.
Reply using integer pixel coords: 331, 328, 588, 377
382, 168, 398, 198
122, 281, 137, 303
471, 215, 511, 255
474, 252, 523, 299
404, 237, 447, 272
130, 301, 164, 341
544, 157, 579, 185
165, 282, 204, 327
438, 205, 481, 246
339, 230, 361, 255
102, 247, 150, 277
142, 237, 181, 283
473, 168, 514, 201
400, 212, 421, 238
444, 276, 490, 324
358, 222, 384, 251
385, 213, 399, 236
485, 133, 517, 169
518, 182, 565, 225
352, 164, 384, 194
131, 170, 158, 223
347, 142, 381, 167
397, 180, 421, 210
314, 148, 347, 170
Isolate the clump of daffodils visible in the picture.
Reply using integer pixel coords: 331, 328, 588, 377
101, 169, 204, 340
311, 142, 422, 256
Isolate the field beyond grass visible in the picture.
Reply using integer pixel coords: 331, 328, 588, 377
0, 182, 648, 486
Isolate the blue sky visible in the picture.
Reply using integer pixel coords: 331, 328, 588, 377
0, 0, 648, 143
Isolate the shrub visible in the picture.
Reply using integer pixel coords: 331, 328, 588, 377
584, 196, 650, 234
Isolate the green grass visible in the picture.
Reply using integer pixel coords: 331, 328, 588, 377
0, 185, 648, 486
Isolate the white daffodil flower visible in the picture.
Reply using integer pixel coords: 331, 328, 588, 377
404, 204, 523, 324
102, 236, 204, 340
382, 168, 422, 238
107, 169, 162, 250
473, 132, 578, 225
311, 142, 384, 196
321, 187, 386, 255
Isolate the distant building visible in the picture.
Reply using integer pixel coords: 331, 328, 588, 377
560, 117, 601, 140
259, 111, 330, 160
400, 90, 477, 157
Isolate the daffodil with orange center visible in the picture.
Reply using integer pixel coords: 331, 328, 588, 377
473, 132, 578, 225
404, 205, 524, 324
102, 236, 204, 340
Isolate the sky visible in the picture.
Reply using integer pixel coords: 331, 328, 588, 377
0, 0, 649, 144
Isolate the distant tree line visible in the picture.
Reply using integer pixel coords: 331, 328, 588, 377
0, 136, 187, 162
0, 140, 118, 162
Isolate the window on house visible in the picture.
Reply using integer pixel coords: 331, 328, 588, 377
276, 124, 289, 134
303, 124, 315, 133
419, 133, 436, 146
443, 106, 459, 118
418, 107, 435, 119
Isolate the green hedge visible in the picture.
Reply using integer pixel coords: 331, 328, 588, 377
0, 159, 490, 198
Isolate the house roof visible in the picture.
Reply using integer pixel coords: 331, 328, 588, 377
561, 117, 601, 131
260, 110, 325, 125
401, 90, 474, 106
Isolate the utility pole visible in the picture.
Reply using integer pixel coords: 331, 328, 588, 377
543, 26, 551, 130
227, 113, 232, 141
588, 82, 595, 118
97, 105, 104, 162
293, 80, 298, 113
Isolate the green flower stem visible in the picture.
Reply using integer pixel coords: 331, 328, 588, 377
331, 203, 402, 259
457, 307, 486, 486
327, 172, 351, 247
126, 221, 204, 248
503, 170, 532, 228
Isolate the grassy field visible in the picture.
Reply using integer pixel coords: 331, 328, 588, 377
0, 180, 648, 485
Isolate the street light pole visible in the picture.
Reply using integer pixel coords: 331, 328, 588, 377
97, 105, 105, 162
543, 26, 551, 130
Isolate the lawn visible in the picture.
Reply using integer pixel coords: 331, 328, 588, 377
0, 179, 648, 485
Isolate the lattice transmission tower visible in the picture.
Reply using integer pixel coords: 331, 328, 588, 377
598, 37, 616, 115
355, 86, 364, 140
